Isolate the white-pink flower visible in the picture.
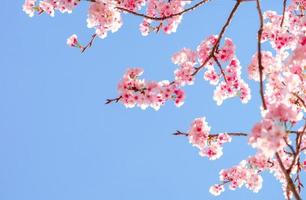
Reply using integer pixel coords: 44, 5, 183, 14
66, 34, 79, 47
22, 0, 37, 17
209, 184, 224, 196
87, 1, 122, 39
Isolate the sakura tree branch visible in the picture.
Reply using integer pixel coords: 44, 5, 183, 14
106, 0, 243, 104
284, 137, 296, 155
84, 0, 210, 21
213, 56, 228, 84
105, 96, 122, 104
275, 152, 302, 200
294, 157, 304, 193
288, 124, 306, 173
289, 130, 306, 135
292, 92, 306, 108
173, 130, 248, 137
192, 0, 242, 76
280, 0, 287, 27
117, 0, 210, 21
81, 33, 97, 53
255, 0, 267, 110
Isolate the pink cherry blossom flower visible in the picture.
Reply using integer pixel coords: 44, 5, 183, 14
249, 119, 286, 158
22, 0, 37, 17
209, 184, 224, 196
87, 1, 122, 39
66, 34, 79, 47
117, 68, 185, 110
39, 1, 55, 17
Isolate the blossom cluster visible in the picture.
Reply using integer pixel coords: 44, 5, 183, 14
198, 36, 251, 105
87, 1, 123, 39
249, 102, 303, 157
117, 68, 185, 110
22, 0, 80, 17
113, 36, 250, 110
292, 0, 306, 7
171, 36, 251, 105
23, 0, 197, 41
140, 0, 191, 36
187, 118, 232, 160
210, 154, 269, 196
171, 48, 197, 86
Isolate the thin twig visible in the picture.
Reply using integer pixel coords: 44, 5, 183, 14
81, 34, 97, 53
292, 92, 306, 108
280, 0, 287, 27
213, 56, 228, 84
105, 96, 122, 104
275, 152, 302, 200
192, 0, 242, 76
284, 137, 296, 155
117, 0, 210, 21
255, 0, 267, 110
288, 125, 306, 173
173, 130, 248, 137
83, 0, 210, 21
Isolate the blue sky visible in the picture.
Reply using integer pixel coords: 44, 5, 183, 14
1, 0, 304, 199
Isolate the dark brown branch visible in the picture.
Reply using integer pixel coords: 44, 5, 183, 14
210, 132, 248, 137
289, 125, 306, 173
255, 0, 267, 110
173, 130, 248, 137
280, 0, 287, 27
213, 56, 228, 84
275, 152, 302, 200
105, 96, 122, 104
81, 33, 97, 53
295, 157, 304, 193
83, 0, 210, 21
173, 130, 189, 136
117, 0, 210, 21
284, 137, 296, 155
289, 130, 306, 135
292, 92, 306, 108
192, 0, 242, 76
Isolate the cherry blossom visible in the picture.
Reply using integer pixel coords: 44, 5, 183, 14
23, 0, 306, 199
186, 118, 233, 160
66, 34, 80, 47
172, 48, 197, 86
210, 154, 268, 196
209, 184, 224, 196
22, 0, 80, 17
116, 68, 185, 110
22, 0, 37, 17
87, 1, 122, 39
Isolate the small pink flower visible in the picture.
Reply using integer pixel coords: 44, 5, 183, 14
22, 0, 37, 17
209, 184, 224, 196
39, 1, 55, 17
66, 34, 79, 47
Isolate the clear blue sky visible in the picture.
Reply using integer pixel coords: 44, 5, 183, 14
1, 0, 305, 199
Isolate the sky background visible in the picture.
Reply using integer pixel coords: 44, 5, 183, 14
1, 0, 305, 200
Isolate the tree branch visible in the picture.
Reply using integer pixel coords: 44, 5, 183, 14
105, 96, 122, 104
192, 0, 242, 76
255, 0, 267, 110
280, 0, 287, 27
117, 0, 210, 21
173, 130, 248, 137
81, 33, 97, 53
83, 0, 210, 21
275, 152, 302, 200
